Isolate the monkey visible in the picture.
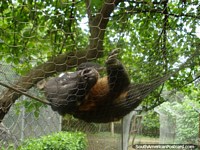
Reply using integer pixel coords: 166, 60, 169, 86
44, 50, 141, 123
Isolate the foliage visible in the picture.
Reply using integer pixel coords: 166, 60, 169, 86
141, 111, 160, 137
175, 98, 199, 144
14, 99, 46, 118
17, 131, 88, 150
62, 115, 99, 133
157, 90, 200, 144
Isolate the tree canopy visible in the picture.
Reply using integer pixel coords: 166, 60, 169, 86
0, 0, 199, 122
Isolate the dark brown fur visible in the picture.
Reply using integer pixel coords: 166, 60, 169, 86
44, 51, 131, 122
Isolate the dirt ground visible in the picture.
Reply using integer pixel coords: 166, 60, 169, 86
87, 133, 159, 150
87, 133, 120, 150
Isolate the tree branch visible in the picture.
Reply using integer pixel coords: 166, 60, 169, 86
124, 7, 200, 19
128, 0, 168, 5
184, 75, 200, 86
85, 0, 92, 26
0, 81, 50, 105
89, 0, 124, 55
162, 0, 169, 72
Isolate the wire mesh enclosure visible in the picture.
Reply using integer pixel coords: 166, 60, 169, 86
0, 0, 199, 149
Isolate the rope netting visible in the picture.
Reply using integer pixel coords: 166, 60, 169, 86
0, 0, 199, 149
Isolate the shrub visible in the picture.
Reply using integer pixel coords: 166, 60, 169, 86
141, 111, 160, 137
157, 98, 199, 144
18, 131, 88, 150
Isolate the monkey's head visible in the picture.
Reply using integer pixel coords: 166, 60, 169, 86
44, 67, 99, 114
78, 67, 99, 90
45, 67, 99, 98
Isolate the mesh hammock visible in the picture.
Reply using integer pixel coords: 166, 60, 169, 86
42, 49, 194, 123
43, 69, 172, 123
0, 49, 197, 123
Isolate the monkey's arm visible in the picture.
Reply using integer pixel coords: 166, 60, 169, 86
78, 50, 130, 111
106, 50, 130, 97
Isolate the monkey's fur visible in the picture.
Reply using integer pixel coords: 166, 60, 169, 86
44, 51, 143, 123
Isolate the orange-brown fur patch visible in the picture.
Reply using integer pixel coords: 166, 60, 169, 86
79, 77, 110, 111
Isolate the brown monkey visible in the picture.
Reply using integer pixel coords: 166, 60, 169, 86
44, 51, 135, 123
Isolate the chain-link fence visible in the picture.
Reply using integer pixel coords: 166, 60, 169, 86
0, 0, 200, 150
